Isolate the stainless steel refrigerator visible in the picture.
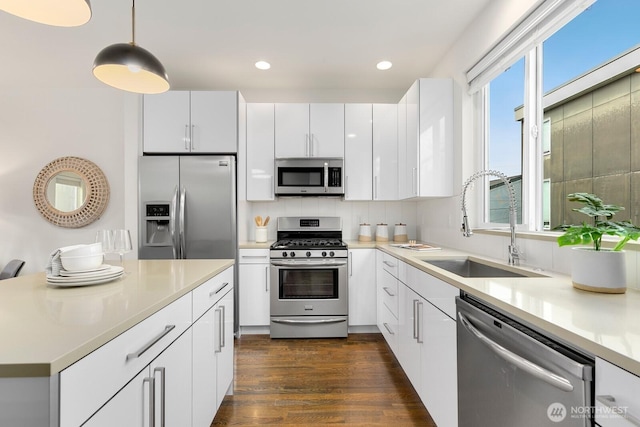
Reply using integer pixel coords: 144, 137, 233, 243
138, 155, 236, 261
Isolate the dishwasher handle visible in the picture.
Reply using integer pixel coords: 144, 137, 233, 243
458, 311, 574, 392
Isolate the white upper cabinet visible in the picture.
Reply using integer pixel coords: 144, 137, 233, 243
398, 78, 454, 198
344, 104, 372, 200
275, 103, 344, 158
246, 103, 275, 201
143, 91, 238, 153
372, 104, 398, 201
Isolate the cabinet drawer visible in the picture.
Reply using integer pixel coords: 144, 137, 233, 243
378, 303, 398, 356
239, 249, 270, 264
379, 270, 399, 318
595, 358, 640, 427
193, 266, 234, 320
381, 252, 399, 277
59, 293, 191, 427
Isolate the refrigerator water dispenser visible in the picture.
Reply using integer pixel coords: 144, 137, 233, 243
143, 202, 171, 246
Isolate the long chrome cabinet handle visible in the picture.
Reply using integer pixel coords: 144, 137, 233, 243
458, 312, 574, 392
310, 134, 315, 157
596, 395, 640, 426
383, 322, 395, 335
383, 287, 395, 297
191, 124, 195, 150
271, 318, 346, 325
412, 300, 419, 339
383, 260, 396, 268
143, 377, 155, 427
214, 308, 223, 353
184, 124, 189, 150
126, 325, 176, 361
209, 282, 230, 298
416, 301, 423, 343
154, 367, 166, 427
241, 255, 269, 259
265, 266, 269, 292
220, 305, 226, 348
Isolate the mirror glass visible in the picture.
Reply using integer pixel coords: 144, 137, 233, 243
45, 171, 87, 212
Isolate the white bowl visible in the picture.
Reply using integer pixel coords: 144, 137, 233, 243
60, 253, 104, 271
60, 243, 103, 257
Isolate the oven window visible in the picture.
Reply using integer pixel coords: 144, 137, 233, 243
278, 168, 323, 187
279, 269, 338, 299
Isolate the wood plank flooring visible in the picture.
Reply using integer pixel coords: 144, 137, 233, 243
212, 333, 436, 426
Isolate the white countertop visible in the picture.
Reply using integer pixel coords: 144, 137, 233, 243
0, 259, 234, 378
371, 243, 640, 376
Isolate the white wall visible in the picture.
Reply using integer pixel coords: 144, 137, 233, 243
0, 88, 138, 274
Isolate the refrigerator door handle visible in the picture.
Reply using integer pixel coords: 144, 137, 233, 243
170, 186, 179, 259
179, 186, 186, 259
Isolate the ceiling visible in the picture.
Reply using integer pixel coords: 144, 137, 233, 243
0, 0, 491, 102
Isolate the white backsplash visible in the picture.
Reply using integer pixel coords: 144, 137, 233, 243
243, 199, 418, 243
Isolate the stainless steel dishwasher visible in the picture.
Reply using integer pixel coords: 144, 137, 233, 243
457, 294, 594, 426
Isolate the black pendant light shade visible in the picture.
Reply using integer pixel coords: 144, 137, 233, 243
0, 0, 92, 27
92, 0, 169, 94
93, 42, 170, 94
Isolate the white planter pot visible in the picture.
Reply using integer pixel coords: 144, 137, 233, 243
571, 247, 627, 294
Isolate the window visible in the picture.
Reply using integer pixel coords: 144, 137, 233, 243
471, 0, 640, 231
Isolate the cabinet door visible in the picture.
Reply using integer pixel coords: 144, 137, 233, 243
143, 91, 190, 153
348, 249, 376, 326
417, 78, 454, 197
190, 91, 238, 153
419, 300, 457, 427
405, 81, 419, 198
397, 92, 408, 199
372, 104, 398, 200
398, 285, 422, 392
192, 306, 217, 427
246, 103, 275, 201
83, 368, 149, 427
239, 263, 270, 326
150, 329, 193, 427
596, 358, 640, 427
344, 104, 372, 200
215, 288, 235, 409
310, 103, 344, 157
275, 103, 309, 157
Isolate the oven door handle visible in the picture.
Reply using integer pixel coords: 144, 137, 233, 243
272, 318, 347, 325
270, 260, 348, 267
458, 312, 574, 392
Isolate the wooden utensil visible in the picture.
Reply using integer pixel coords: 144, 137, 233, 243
263, 216, 270, 226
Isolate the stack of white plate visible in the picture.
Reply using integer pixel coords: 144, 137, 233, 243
47, 264, 124, 287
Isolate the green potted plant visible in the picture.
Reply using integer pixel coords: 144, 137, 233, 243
556, 192, 640, 293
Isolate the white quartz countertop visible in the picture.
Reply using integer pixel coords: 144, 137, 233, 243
0, 259, 234, 378
370, 243, 640, 376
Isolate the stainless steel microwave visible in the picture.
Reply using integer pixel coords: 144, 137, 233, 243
274, 158, 344, 196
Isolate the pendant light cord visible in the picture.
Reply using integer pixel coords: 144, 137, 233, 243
131, 0, 136, 45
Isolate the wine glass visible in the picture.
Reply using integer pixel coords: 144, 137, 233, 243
95, 229, 114, 264
113, 229, 133, 267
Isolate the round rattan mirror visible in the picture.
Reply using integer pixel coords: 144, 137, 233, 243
33, 157, 110, 228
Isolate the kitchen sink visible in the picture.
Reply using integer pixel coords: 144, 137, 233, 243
422, 258, 544, 278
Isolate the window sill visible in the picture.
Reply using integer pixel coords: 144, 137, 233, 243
473, 228, 640, 252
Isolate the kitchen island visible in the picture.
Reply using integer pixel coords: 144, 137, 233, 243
0, 259, 234, 426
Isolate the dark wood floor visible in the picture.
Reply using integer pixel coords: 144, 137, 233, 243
212, 333, 436, 426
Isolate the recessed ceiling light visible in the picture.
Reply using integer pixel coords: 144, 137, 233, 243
255, 61, 271, 70
376, 61, 393, 71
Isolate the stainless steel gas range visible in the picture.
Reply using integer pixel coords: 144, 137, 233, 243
269, 217, 348, 338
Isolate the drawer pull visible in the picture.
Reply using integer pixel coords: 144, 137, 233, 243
126, 325, 175, 361
143, 376, 155, 427
210, 282, 230, 298
241, 255, 268, 259
153, 367, 166, 427
383, 260, 396, 268
383, 322, 395, 335
596, 395, 640, 426
383, 287, 395, 297
214, 308, 223, 353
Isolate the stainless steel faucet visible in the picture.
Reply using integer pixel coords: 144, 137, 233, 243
461, 170, 520, 265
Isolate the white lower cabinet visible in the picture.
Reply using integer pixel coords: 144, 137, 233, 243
376, 250, 457, 427
238, 249, 270, 327
348, 249, 377, 326
61, 267, 235, 427
596, 357, 640, 427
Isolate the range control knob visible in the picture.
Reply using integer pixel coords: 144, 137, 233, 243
282, 252, 287, 257
290, 252, 296, 257
306, 251, 311, 257
329, 251, 335, 257
322, 251, 327, 257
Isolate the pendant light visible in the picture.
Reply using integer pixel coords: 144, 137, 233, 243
92, 0, 169, 94
0, 0, 91, 27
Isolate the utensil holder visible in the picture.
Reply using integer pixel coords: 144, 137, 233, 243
255, 226, 268, 243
